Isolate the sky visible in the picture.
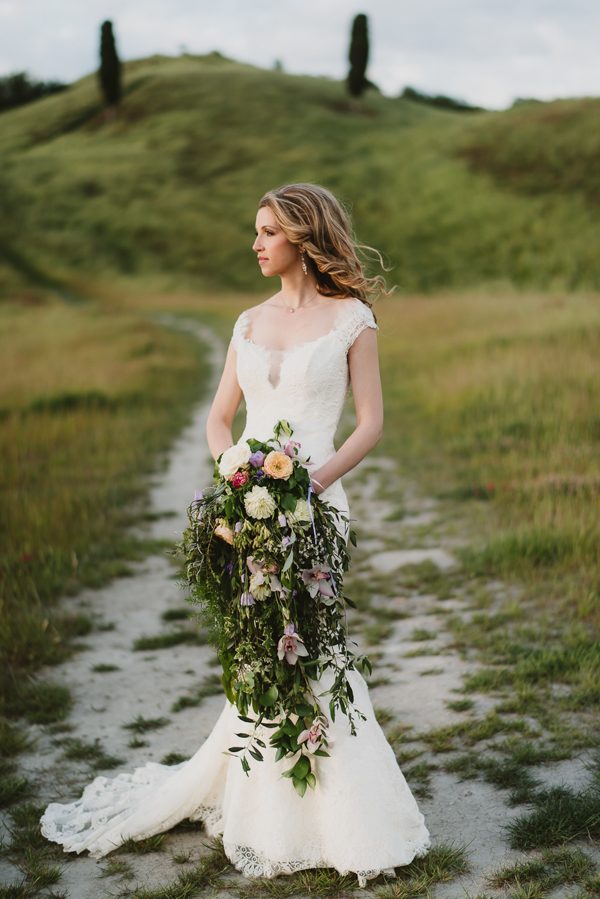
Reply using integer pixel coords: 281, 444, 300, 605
0, 0, 598, 110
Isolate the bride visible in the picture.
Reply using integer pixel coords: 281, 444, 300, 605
40, 182, 432, 887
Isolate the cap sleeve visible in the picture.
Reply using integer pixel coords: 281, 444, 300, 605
231, 310, 250, 351
340, 300, 379, 353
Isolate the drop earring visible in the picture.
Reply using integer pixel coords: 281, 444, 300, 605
300, 250, 308, 276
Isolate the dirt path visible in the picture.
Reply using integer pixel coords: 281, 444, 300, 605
2, 315, 596, 898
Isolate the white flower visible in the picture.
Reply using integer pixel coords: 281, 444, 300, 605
249, 572, 270, 600
288, 497, 311, 523
218, 441, 252, 478
244, 485, 276, 519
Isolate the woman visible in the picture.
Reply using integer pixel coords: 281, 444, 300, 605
41, 183, 431, 887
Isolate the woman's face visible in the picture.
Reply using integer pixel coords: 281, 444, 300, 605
252, 206, 300, 277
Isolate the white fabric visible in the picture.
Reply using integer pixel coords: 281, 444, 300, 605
40, 297, 432, 887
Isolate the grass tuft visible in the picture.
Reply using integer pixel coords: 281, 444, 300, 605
123, 715, 170, 734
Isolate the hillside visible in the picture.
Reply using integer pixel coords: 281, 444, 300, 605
1, 51, 599, 297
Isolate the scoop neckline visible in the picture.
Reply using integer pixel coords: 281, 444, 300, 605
239, 298, 356, 354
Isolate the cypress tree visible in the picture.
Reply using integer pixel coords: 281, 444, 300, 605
347, 13, 369, 97
98, 20, 121, 111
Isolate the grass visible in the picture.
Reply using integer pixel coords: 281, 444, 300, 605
0, 296, 208, 731
171, 673, 223, 713
161, 752, 187, 765
3, 54, 600, 301
114, 836, 229, 896
161, 607, 190, 622
486, 845, 597, 895
3, 802, 66, 898
133, 630, 208, 651
504, 775, 600, 850
3, 680, 72, 725
0, 769, 31, 808
409, 628, 438, 641
123, 715, 170, 734
61, 737, 124, 770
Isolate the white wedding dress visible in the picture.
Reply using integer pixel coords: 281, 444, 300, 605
40, 298, 432, 887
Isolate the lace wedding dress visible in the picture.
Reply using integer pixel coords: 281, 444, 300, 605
40, 298, 432, 887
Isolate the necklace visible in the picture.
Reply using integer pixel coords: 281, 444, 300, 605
266, 291, 322, 313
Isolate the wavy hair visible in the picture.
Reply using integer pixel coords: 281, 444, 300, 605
258, 182, 394, 317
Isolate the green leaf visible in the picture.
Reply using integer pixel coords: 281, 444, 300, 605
306, 772, 316, 789
282, 548, 294, 573
275, 746, 286, 762
281, 493, 297, 512
292, 776, 307, 797
228, 746, 244, 753
249, 747, 264, 761
292, 755, 310, 779
259, 684, 279, 707
313, 749, 330, 757
235, 732, 250, 738
296, 703, 314, 717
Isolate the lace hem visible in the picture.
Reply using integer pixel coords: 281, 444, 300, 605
191, 802, 431, 889
226, 838, 432, 889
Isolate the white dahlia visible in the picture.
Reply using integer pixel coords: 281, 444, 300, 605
244, 485, 276, 519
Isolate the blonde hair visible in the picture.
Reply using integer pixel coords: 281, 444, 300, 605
258, 182, 394, 317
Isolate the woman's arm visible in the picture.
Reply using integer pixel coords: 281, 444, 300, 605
205, 340, 243, 461
310, 327, 383, 493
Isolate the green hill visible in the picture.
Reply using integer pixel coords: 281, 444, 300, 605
1, 52, 599, 297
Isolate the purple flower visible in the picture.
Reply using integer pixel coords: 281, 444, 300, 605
249, 451, 265, 468
278, 513, 287, 527
255, 468, 265, 479
282, 535, 292, 548
225, 560, 234, 575
234, 520, 243, 533
240, 591, 255, 606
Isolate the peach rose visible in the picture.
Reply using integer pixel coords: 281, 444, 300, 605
263, 450, 293, 480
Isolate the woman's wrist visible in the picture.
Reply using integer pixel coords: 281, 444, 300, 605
309, 475, 326, 494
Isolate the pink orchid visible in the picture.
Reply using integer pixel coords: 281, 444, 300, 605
283, 439, 301, 458
277, 622, 309, 665
298, 713, 331, 753
301, 563, 336, 602
247, 556, 284, 594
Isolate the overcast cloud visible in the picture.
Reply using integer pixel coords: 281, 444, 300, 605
0, 0, 598, 109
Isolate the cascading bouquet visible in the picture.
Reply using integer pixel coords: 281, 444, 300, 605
171, 419, 372, 797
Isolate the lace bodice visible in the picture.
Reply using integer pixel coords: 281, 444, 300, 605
232, 297, 379, 471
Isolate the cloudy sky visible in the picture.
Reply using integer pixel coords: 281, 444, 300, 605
1, 0, 598, 109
